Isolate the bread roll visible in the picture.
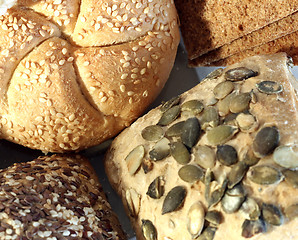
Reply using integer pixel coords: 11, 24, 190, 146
105, 53, 298, 240
0, 154, 126, 239
0, 0, 180, 153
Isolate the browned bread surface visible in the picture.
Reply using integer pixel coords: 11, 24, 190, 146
0, 0, 180, 153
105, 53, 298, 240
174, 0, 298, 60
0, 154, 126, 239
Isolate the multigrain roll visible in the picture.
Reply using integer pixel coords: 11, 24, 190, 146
105, 53, 298, 240
0, 0, 179, 153
0, 154, 126, 239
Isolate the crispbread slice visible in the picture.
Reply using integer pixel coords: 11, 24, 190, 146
189, 12, 298, 67
174, 0, 298, 60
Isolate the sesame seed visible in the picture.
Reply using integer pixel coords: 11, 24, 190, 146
121, 73, 128, 80
120, 85, 126, 92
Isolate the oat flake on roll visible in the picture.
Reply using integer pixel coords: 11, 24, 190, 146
105, 53, 298, 240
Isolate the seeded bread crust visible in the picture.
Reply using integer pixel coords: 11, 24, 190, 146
105, 53, 298, 240
0, 154, 126, 239
0, 0, 180, 153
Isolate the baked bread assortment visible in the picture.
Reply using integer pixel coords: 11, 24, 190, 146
0, 0, 180, 153
0, 154, 126, 239
174, 0, 298, 66
105, 53, 298, 240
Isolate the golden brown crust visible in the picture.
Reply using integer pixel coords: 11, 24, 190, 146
0, 154, 126, 239
0, 1, 180, 152
105, 53, 298, 240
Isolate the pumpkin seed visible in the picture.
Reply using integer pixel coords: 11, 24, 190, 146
217, 92, 236, 116
160, 96, 180, 112
206, 97, 218, 106
178, 165, 204, 183
125, 145, 145, 175
243, 149, 260, 166
208, 178, 228, 208
206, 125, 238, 146
256, 81, 283, 94
126, 188, 141, 217
284, 204, 298, 220
240, 197, 260, 220
216, 145, 238, 166
282, 169, 298, 188
142, 220, 157, 240
162, 186, 187, 215
147, 176, 165, 199
200, 107, 219, 130
225, 67, 258, 81
241, 219, 267, 238
236, 113, 258, 132
253, 126, 280, 157
228, 161, 249, 189
223, 113, 238, 125
181, 117, 201, 148
149, 138, 170, 161
248, 165, 283, 185
170, 142, 190, 165
213, 81, 234, 99
158, 105, 180, 126
142, 158, 154, 174
205, 210, 222, 227
262, 203, 284, 226
193, 145, 216, 169
229, 92, 251, 113
196, 227, 217, 240
181, 100, 204, 115
141, 125, 164, 141
204, 68, 224, 80
221, 184, 246, 213
165, 121, 185, 137
204, 168, 213, 202
273, 145, 298, 169
187, 201, 205, 238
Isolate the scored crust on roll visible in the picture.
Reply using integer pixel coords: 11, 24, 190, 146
0, 154, 126, 239
0, 0, 180, 153
105, 53, 298, 240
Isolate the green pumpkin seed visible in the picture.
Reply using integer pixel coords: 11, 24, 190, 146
240, 197, 260, 220
217, 92, 236, 116
256, 81, 283, 94
142, 220, 157, 240
216, 145, 238, 166
206, 125, 238, 146
228, 161, 249, 189
282, 169, 298, 188
208, 178, 228, 208
223, 113, 238, 125
178, 165, 204, 183
149, 138, 170, 161
205, 210, 222, 227
162, 186, 187, 215
181, 117, 201, 148
196, 227, 217, 240
126, 189, 141, 217
141, 125, 164, 141
181, 99, 204, 115
125, 145, 145, 175
236, 113, 258, 132
193, 145, 216, 169
165, 121, 185, 137
146, 176, 165, 199
241, 219, 267, 238
221, 184, 246, 214
204, 168, 213, 202
273, 145, 298, 169
170, 142, 191, 165
284, 204, 298, 220
229, 92, 251, 113
158, 105, 180, 126
262, 203, 284, 226
253, 126, 280, 157
160, 96, 180, 112
243, 149, 260, 166
225, 67, 258, 81
187, 201, 205, 238
204, 68, 224, 81
213, 81, 234, 99
200, 107, 219, 130
248, 165, 283, 185
142, 158, 154, 174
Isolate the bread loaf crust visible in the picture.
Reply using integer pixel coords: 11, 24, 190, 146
105, 53, 298, 240
0, 0, 179, 152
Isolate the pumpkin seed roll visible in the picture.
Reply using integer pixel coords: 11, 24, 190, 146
105, 53, 298, 240
0, 155, 126, 239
